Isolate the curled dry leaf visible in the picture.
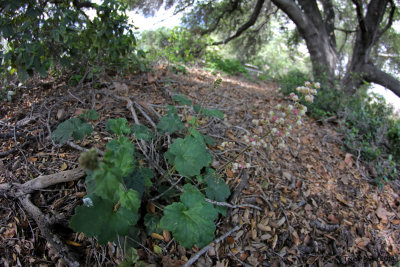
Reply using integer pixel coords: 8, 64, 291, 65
376, 206, 394, 224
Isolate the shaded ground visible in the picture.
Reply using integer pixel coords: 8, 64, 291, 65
0, 65, 399, 266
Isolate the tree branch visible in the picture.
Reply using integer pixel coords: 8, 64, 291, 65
361, 63, 400, 97
200, 0, 241, 36
351, 0, 367, 37
320, 0, 336, 47
270, 0, 312, 36
377, 0, 396, 39
298, 0, 324, 30
212, 0, 265, 45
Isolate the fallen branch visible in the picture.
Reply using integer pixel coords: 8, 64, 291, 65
0, 168, 85, 196
20, 195, 80, 266
311, 219, 339, 232
0, 168, 85, 266
184, 225, 242, 267
205, 199, 262, 211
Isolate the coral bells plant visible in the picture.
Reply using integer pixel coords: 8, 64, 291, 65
230, 81, 319, 172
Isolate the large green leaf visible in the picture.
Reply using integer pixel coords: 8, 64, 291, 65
123, 167, 153, 198
52, 118, 93, 144
165, 135, 212, 177
104, 137, 136, 177
118, 185, 141, 213
157, 108, 184, 134
204, 171, 230, 202
92, 167, 123, 201
193, 105, 224, 119
160, 184, 218, 248
79, 109, 99, 121
172, 94, 192, 105
106, 118, 131, 136
131, 124, 154, 141
70, 196, 139, 244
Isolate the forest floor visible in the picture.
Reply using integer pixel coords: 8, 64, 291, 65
0, 65, 399, 267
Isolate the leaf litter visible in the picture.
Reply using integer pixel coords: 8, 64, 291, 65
0, 65, 399, 266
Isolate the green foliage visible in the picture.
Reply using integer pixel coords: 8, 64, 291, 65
388, 119, 400, 159
193, 105, 225, 119
52, 113, 96, 144
131, 124, 154, 141
165, 135, 212, 177
341, 93, 394, 161
139, 27, 208, 64
107, 118, 132, 136
70, 195, 139, 244
160, 184, 218, 248
279, 70, 310, 96
156, 106, 184, 134
53, 90, 230, 249
205, 55, 248, 76
79, 109, 100, 121
0, 0, 144, 81
375, 155, 398, 189
173, 94, 193, 106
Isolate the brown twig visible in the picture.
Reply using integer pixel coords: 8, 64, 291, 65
183, 225, 242, 267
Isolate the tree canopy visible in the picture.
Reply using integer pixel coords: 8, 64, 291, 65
131, 0, 400, 97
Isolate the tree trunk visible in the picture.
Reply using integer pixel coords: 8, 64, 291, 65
343, 0, 400, 97
272, 0, 400, 97
271, 0, 338, 81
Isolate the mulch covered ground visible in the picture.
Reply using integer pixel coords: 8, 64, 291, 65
1, 65, 399, 266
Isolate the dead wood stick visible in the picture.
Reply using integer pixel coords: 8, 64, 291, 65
66, 141, 105, 156
20, 195, 80, 267
228, 169, 249, 204
183, 225, 241, 267
115, 95, 149, 154
205, 199, 262, 211
0, 168, 85, 196
311, 219, 339, 232
134, 101, 157, 129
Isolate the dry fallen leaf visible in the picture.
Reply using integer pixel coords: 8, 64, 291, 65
355, 237, 370, 248
344, 153, 353, 167
376, 206, 394, 224
60, 162, 68, 171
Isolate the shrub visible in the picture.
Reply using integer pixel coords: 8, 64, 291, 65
0, 0, 143, 81
205, 55, 248, 76
278, 70, 310, 95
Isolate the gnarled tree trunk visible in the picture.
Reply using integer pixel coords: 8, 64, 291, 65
272, 0, 400, 97
343, 0, 400, 97
271, 0, 338, 81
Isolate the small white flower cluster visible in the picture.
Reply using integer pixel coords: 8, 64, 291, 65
232, 162, 251, 171
221, 141, 235, 148
294, 81, 319, 103
242, 134, 268, 148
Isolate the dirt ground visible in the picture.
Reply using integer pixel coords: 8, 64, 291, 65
1, 65, 399, 266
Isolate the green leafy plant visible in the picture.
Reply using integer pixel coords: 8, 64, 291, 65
205, 55, 248, 76
52, 110, 98, 145
0, 0, 143, 81
51, 86, 230, 249
53, 79, 320, 253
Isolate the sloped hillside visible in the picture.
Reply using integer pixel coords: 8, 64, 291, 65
0, 66, 399, 266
